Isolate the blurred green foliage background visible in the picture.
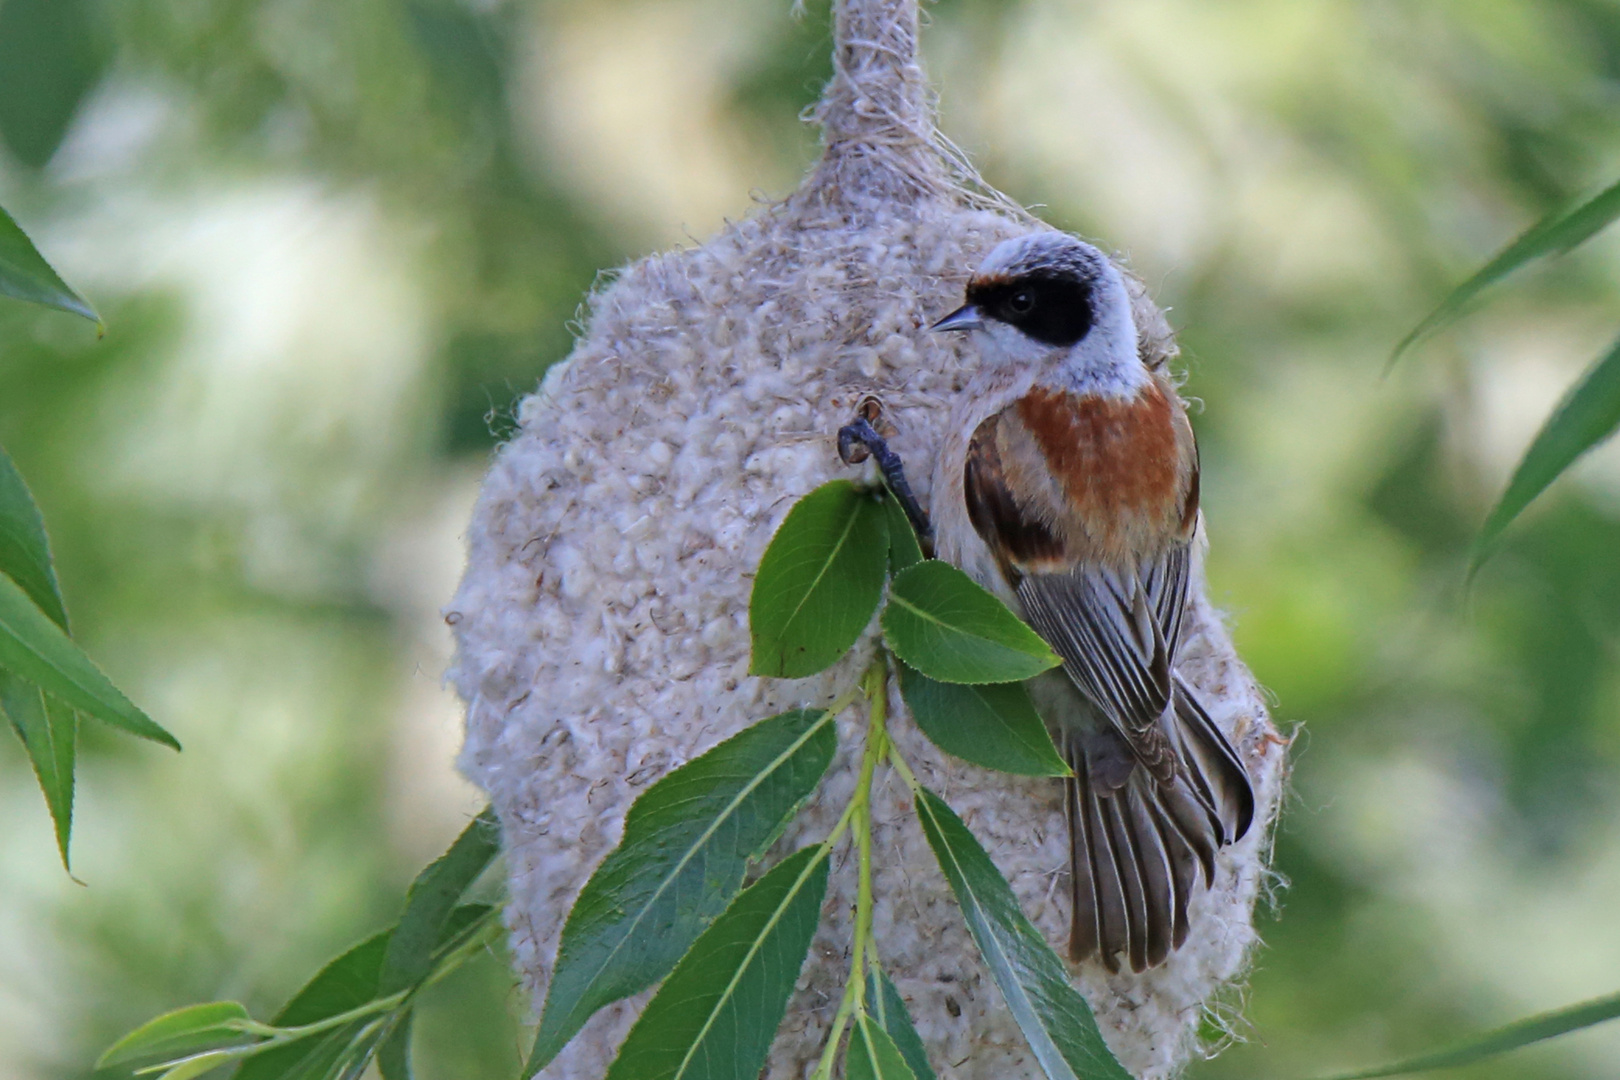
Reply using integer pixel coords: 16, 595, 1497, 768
1, 0, 1618, 1077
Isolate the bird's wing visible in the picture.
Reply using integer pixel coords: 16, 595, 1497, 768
962, 391, 1200, 776
1016, 552, 1189, 777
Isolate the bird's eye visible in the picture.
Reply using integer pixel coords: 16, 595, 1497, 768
1006, 289, 1035, 315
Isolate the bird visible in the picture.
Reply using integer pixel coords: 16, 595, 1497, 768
920, 231, 1256, 974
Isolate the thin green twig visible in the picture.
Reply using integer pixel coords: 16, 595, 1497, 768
810, 658, 889, 1080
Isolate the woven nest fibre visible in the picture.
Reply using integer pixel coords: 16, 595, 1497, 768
447, 1, 1287, 1076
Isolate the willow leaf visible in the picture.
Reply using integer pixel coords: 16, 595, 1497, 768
915, 788, 1129, 1080
1313, 987, 1620, 1080
897, 663, 1068, 777
1, 672, 76, 870
866, 968, 936, 1080
379, 807, 500, 995
883, 561, 1059, 685
528, 709, 836, 1073
97, 1002, 252, 1069
847, 1013, 918, 1080
0, 571, 176, 749
0, 203, 97, 323
603, 845, 830, 1080
749, 480, 889, 678
882, 491, 924, 574
1392, 178, 1620, 366
0, 445, 67, 630
1472, 333, 1620, 571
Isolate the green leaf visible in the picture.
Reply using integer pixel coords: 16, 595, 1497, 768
1311, 988, 1620, 1080
1471, 334, 1620, 571
377, 1010, 414, 1080
882, 562, 1060, 685
882, 492, 924, 575
0, 0, 104, 168
97, 1002, 252, 1069
529, 709, 837, 1073
914, 788, 1130, 1080
258, 1020, 384, 1080
847, 1013, 919, 1080
897, 663, 1069, 777
1392, 178, 1620, 366
117, 907, 484, 1080
151, 1048, 243, 1080
0, 570, 177, 749
334, 1021, 395, 1080
378, 806, 501, 995
275, 932, 392, 1025
232, 1022, 367, 1080
0, 445, 67, 630
1, 672, 76, 870
233, 932, 392, 1080
235, 903, 493, 1080
603, 845, 831, 1080
0, 203, 96, 323
749, 480, 889, 678
866, 969, 937, 1080
432, 902, 497, 960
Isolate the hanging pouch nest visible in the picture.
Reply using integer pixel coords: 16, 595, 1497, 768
449, 1, 1287, 1077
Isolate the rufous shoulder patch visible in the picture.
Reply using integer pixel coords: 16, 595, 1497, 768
1013, 383, 1194, 560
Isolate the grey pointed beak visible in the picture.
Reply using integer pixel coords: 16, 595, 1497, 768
931, 305, 984, 333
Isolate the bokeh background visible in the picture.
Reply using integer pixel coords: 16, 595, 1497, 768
2, 0, 1619, 1077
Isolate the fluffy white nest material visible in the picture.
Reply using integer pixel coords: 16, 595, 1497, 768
447, 1, 1287, 1076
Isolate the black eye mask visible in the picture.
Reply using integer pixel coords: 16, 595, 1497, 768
966, 271, 1095, 347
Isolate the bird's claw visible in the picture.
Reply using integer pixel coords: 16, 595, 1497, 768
836, 398, 934, 554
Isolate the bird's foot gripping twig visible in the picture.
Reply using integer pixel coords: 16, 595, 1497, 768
838, 398, 934, 554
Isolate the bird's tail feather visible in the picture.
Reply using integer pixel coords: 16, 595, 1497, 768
1066, 685, 1254, 972
1170, 678, 1255, 845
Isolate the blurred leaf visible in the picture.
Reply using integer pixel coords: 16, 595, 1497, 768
274, 932, 392, 1025
750, 480, 889, 678
341, 1024, 400, 1080
914, 788, 1130, 1080
883, 562, 1060, 684
0, 445, 67, 630
248, 1024, 367, 1080
603, 845, 831, 1080
1472, 333, 1620, 570
529, 708, 836, 1072
153, 1048, 243, 1080
1313, 988, 1620, 1079
198, 904, 493, 1080
0, 203, 97, 323
883, 493, 924, 574
402, 0, 509, 118
97, 1001, 251, 1069
1392, 177, 1620, 365
378, 1011, 414, 1080
431, 902, 496, 960
378, 807, 501, 995
847, 1013, 918, 1080
0, 0, 103, 168
0, 571, 176, 748
1, 672, 76, 870
897, 663, 1069, 777
865, 968, 936, 1080
233, 932, 392, 1080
